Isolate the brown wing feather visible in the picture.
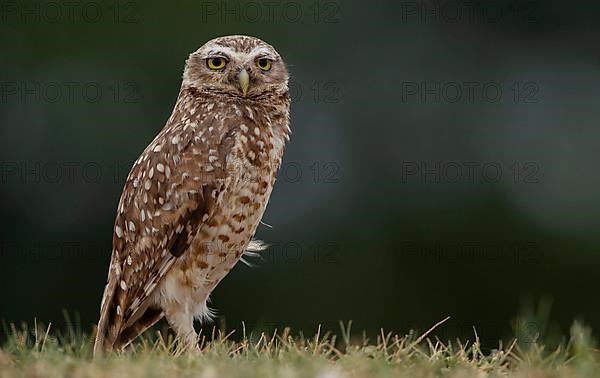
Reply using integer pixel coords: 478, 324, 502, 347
94, 89, 235, 356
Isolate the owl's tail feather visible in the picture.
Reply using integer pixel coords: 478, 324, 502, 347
93, 278, 118, 357
94, 279, 164, 357
114, 308, 164, 351
93, 268, 132, 357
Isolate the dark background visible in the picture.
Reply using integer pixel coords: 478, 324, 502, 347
1, 0, 599, 348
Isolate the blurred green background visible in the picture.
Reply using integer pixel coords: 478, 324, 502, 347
1, 0, 600, 347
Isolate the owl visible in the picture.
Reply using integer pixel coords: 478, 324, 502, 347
93, 35, 290, 355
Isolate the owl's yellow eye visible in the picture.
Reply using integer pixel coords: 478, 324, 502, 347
255, 58, 272, 71
206, 57, 227, 70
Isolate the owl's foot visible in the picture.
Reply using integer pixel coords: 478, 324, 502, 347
164, 306, 199, 353
174, 331, 200, 354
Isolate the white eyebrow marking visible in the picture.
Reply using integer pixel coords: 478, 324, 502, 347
251, 46, 277, 59
202, 46, 242, 60
200, 43, 277, 62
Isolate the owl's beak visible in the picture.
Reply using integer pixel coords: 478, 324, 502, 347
238, 69, 250, 97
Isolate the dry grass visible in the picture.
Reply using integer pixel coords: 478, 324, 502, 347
0, 318, 598, 377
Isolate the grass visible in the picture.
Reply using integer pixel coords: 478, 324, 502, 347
0, 318, 599, 377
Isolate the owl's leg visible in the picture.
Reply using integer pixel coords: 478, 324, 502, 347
163, 305, 198, 351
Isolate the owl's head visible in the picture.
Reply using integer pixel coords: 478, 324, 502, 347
182, 35, 288, 99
